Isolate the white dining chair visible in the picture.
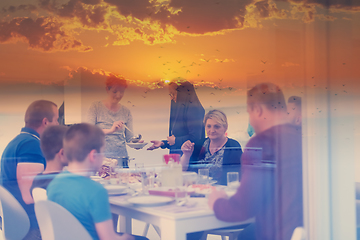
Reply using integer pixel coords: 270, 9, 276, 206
34, 200, 92, 240
201, 228, 244, 240
0, 185, 30, 240
142, 223, 161, 237
290, 226, 306, 240
356, 200, 360, 229
32, 188, 47, 203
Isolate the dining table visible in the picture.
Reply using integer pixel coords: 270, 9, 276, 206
109, 193, 254, 240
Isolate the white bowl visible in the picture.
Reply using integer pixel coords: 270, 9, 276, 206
104, 185, 128, 195
127, 142, 148, 149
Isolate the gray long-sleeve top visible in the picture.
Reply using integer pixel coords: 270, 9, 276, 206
87, 101, 133, 158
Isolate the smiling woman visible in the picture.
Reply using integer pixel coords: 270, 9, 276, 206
179, 109, 243, 185
87, 75, 134, 161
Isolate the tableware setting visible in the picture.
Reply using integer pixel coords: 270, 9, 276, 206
104, 154, 226, 210
227, 172, 240, 190
126, 195, 174, 207
126, 142, 148, 149
198, 168, 210, 184
104, 185, 128, 196
90, 175, 102, 181
123, 125, 147, 149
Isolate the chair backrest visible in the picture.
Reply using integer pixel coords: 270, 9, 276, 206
291, 226, 306, 240
34, 200, 92, 240
32, 188, 47, 203
0, 185, 30, 240
356, 200, 360, 228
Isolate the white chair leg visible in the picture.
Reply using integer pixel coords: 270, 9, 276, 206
142, 223, 150, 236
153, 225, 161, 237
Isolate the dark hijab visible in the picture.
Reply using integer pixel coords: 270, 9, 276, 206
167, 81, 205, 153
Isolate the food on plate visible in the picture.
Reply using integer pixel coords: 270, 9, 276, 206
130, 134, 142, 143
98, 158, 118, 179
182, 172, 198, 186
190, 184, 216, 194
118, 172, 142, 184
148, 187, 194, 197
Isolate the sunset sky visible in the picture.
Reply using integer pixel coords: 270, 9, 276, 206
0, 0, 359, 155
0, 0, 358, 90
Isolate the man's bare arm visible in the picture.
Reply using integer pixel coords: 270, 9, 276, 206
17, 162, 44, 204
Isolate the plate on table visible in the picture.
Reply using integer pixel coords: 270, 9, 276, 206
127, 142, 148, 149
127, 195, 174, 207
90, 176, 102, 181
148, 187, 195, 198
189, 184, 216, 195
104, 185, 128, 195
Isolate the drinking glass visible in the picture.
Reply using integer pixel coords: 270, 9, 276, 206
198, 168, 209, 184
115, 167, 130, 185
227, 172, 240, 190
143, 169, 155, 188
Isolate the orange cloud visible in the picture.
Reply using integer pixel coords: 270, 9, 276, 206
63, 67, 239, 91
285, 0, 359, 22
215, 59, 235, 63
56, 0, 108, 28
1, 0, 358, 50
0, 16, 92, 52
64, 67, 167, 89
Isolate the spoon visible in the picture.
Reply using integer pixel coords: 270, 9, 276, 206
123, 125, 142, 143
130, 134, 142, 143
177, 200, 187, 206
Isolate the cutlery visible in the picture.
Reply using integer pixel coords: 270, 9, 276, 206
123, 125, 142, 143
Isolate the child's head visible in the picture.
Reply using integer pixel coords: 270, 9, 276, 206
63, 123, 105, 170
40, 125, 68, 166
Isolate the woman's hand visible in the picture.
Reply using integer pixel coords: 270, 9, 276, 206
181, 140, 194, 156
110, 120, 124, 133
179, 140, 194, 171
167, 135, 176, 146
147, 140, 164, 150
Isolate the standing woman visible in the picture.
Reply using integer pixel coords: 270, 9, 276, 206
87, 75, 133, 160
148, 81, 205, 154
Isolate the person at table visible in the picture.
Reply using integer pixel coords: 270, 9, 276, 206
87, 74, 135, 161
47, 123, 148, 240
30, 125, 68, 198
208, 83, 303, 240
0, 100, 59, 240
147, 81, 205, 154
180, 109, 242, 185
287, 96, 302, 126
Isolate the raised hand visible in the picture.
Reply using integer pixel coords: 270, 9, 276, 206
181, 140, 194, 156
110, 120, 124, 133
147, 140, 164, 150
167, 135, 176, 146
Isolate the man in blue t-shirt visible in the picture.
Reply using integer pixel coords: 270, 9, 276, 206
0, 100, 59, 239
47, 123, 147, 240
